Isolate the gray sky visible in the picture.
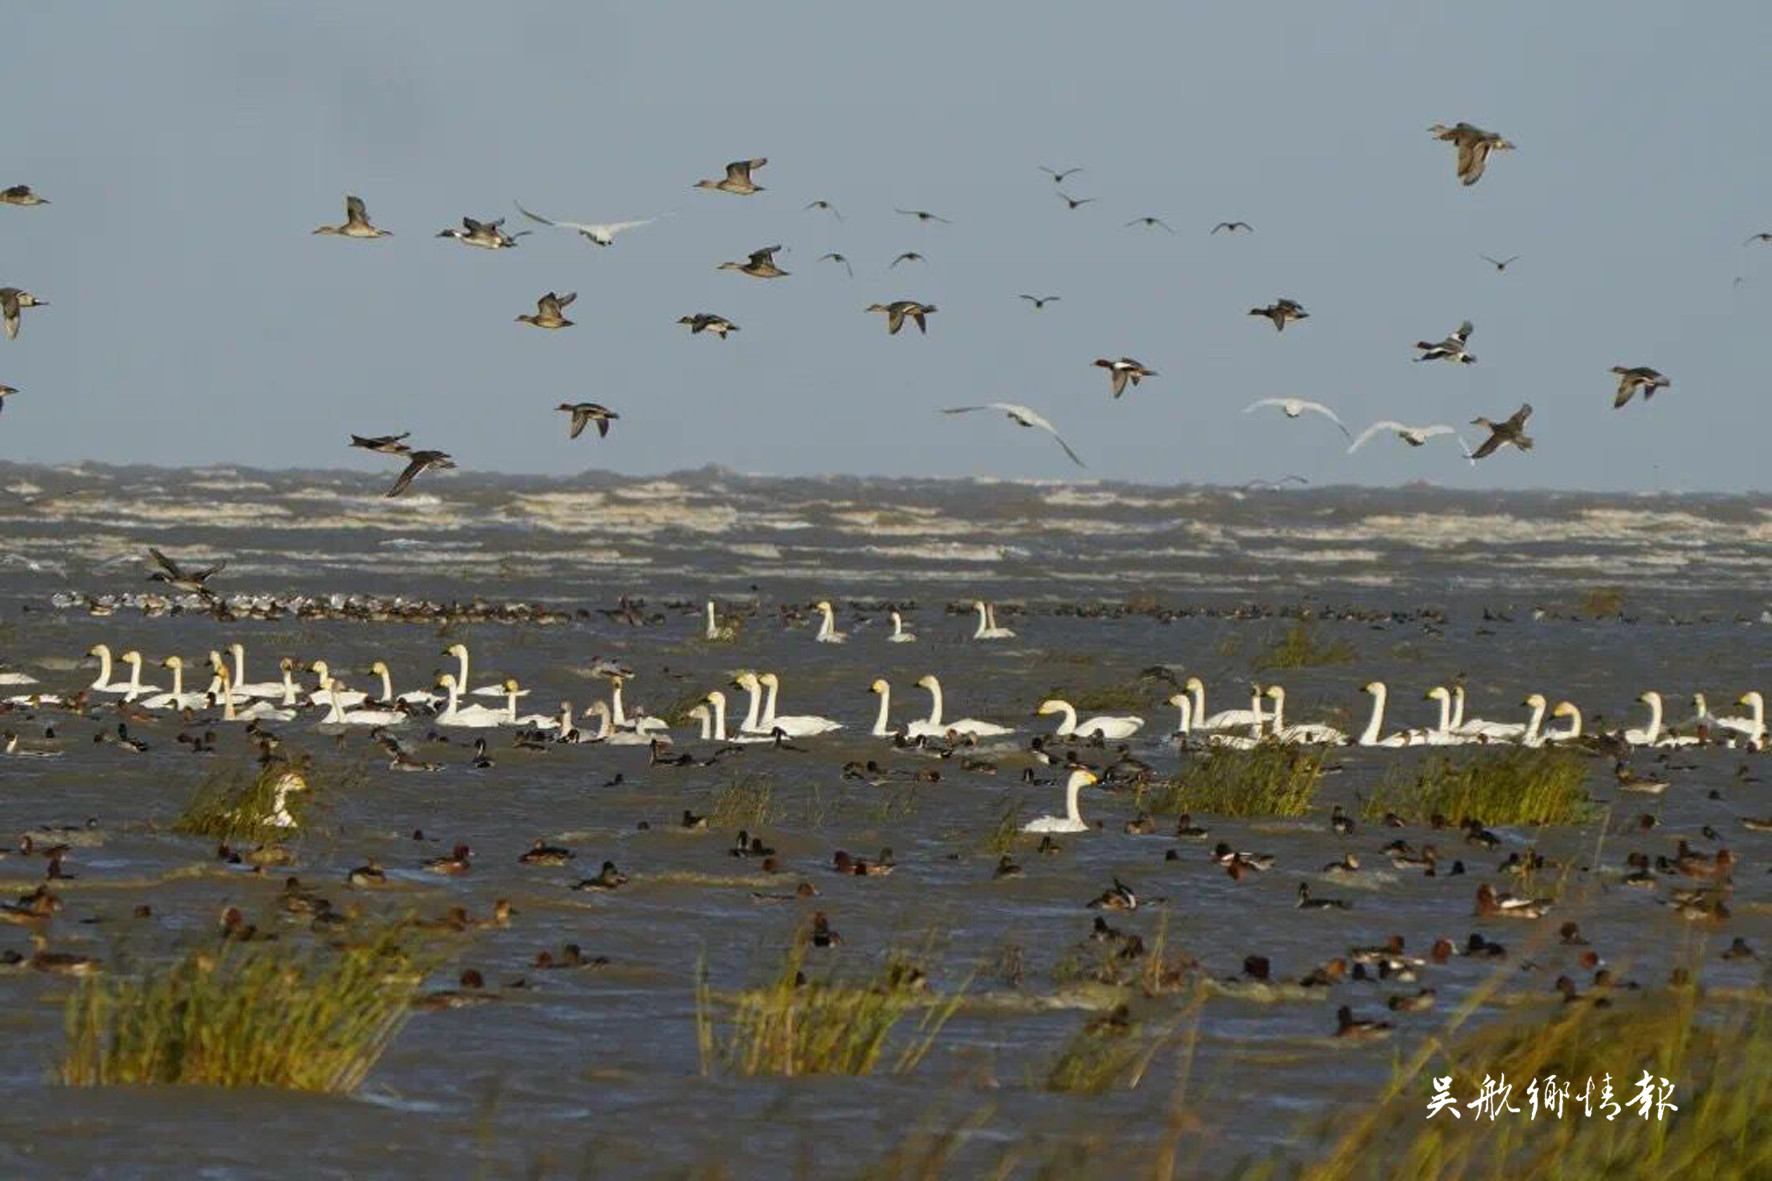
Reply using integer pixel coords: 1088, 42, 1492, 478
3, 1, 1769, 491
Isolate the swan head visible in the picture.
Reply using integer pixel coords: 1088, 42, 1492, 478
1166, 692, 1186, 707
758, 672, 780, 688
309, 660, 330, 677
370, 660, 389, 676
688, 705, 710, 722
163, 655, 183, 670
86, 644, 111, 661
1363, 681, 1385, 695
1522, 692, 1546, 709
816, 600, 833, 615
504, 678, 520, 692
1067, 768, 1100, 789
1638, 690, 1660, 705
279, 657, 294, 672
1425, 686, 1450, 702
230, 642, 245, 659
1552, 701, 1579, 720
583, 701, 612, 719
1738, 691, 1764, 709
121, 650, 143, 666
869, 679, 889, 695
704, 690, 726, 707
1265, 685, 1286, 701
916, 674, 939, 691
890, 610, 902, 624
1184, 676, 1204, 693
444, 643, 468, 658
435, 673, 459, 690
1036, 699, 1070, 716
733, 671, 759, 689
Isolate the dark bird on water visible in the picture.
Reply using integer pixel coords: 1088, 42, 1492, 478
1127, 216, 1175, 233
1018, 294, 1060, 309
1211, 221, 1253, 234
1414, 320, 1476, 364
1470, 404, 1532, 459
0, 185, 48, 207
350, 432, 412, 455
1611, 366, 1670, 408
517, 291, 577, 330
678, 313, 739, 338
1249, 299, 1309, 332
1428, 122, 1515, 185
695, 158, 767, 195
866, 300, 936, 336
1093, 357, 1157, 398
1, 288, 48, 340
1480, 254, 1520, 271
385, 450, 456, 498
719, 245, 789, 279
558, 403, 618, 440
313, 195, 391, 238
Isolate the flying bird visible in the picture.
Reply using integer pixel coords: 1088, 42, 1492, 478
0, 185, 47, 207
385, 450, 456, 498
694, 158, 767, 195
1480, 254, 1520, 271
1249, 299, 1309, 332
1093, 357, 1156, 398
1211, 221, 1253, 234
890, 252, 925, 268
804, 199, 842, 220
0, 384, 14, 414
719, 245, 789, 279
314, 195, 391, 238
678, 313, 739, 338
1126, 216, 1175, 233
1243, 398, 1350, 439
895, 209, 952, 224
1428, 122, 1515, 186
942, 403, 1084, 467
1346, 421, 1464, 454
1056, 191, 1096, 210
1470, 405, 1532, 459
147, 548, 226, 599
0, 288, 47, 340
436, 216, 527, 249
513, 201, 662, 246
1610, 366, 1671, 408
1018, 295, 1060, 309
558, 403, 618, 439
1038, 166, 1083, 184
1414, 320, 1476, 364
1746, 233, 1772, 245
866, 301, 936, 335
818, 252, 854, 277
516, 291, 577, 330
350, 432, 412, 455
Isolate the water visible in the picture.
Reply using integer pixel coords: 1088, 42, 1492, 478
0, 462, 1767, 1179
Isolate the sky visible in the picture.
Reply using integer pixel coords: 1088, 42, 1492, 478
2, 1, 1769, 492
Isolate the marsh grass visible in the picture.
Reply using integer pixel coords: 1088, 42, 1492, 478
1045, 1007, 1157, 1094
61, 927, 432, 1092
1043, 680, 1154, 711
174, 756, 315, 844
1253, 621, 1356, 671
657, 686, 713, 727
1362, 748, 1591, 826
1575, 587, 1626, 618
696, 941, 963, 1077
1141, 744, 1323, 817
975, 797, 1023, 855
708, 774, 775, 829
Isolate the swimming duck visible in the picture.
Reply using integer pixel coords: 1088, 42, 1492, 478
313, 195, 391, 238
0, 184, 48, 206
866, 300, 937, 335
1248, 299, 1308, 332
557, 402, 618, 439
1174, 814, 1209, 840
436, 216, 528, 249
519, 839, 575, 867
0, 288, 46, 340
1087, 875, 1137, 910
678, 313, 739, 338
517, 291, 577, 329
1428, 122, 1515, 185
1470, 404, 1532, 460
1414, 320, 1476, 364
1387, 989, 1437, 1014
423, 844, 473, 875
719, 245, 789, 279
694, 158, 767, 195
1212, 843, 1274, 871
347, 860, 386, 887
1092, 356, 1156, 398
1474, 882, 1551, 919
575, 859, 630, 891
1334, 1005, 1392, 1040
385, 450, 456, 497
1611, 366, 1670, 408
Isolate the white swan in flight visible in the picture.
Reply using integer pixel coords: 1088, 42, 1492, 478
888, 610, 917, 643
434, 673, 506, 728
814, 601, 847, 644
1346, 421, 1468, 456
758, 672, 842, 736
513, 201, 665, 246
141, 656, 208, 711
940, 403, 1085, 467
917, 674, 1014, 737
1263, 685, 1347, 744
1182, 677, 1265, 731
972, 601, 1015, 640
869, 679, 945, 739
1036, 698, 1144, 740
1243, 398, 1351, 440
1023, 768, 1098, 833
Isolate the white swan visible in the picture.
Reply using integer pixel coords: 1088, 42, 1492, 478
0, 665, 36, 687
870, 679, 945, 739
1451, 685, 1531, 741
141, 656, 208, 711
758, 672, 843, 736
688, 704, 713, 741
702, 690, 773, 744
1023, 769, 1098, 833
318, 675, 406, 726
732, 673, 772, 734
369, 661, 440, 708
1264, 686, 1347, 745
1543, 701, 1582, 743
307, 661, 367, 709
116, 651, 161, 703
434, 673, 506, 728
227, 643, 288, 700
888, 610, 917, 643
207, 657, 293, 721
1720, 692, 1765, 747
1357, 682, 1419, 747
86, 644, 130, 694
1184, 677, 1265, 731
1036, 698, 1144, 740
583, 701, 665, 745
972, 601, 1015, 640
1166, 692, 1194, 736
607, 675, 666, 734
705, 601, 737, 641
1422, 688, 1476, 745
917, 674, 1014, 737
444, 642, 515, 698
1623, 691, 1663, 746
814, 600, 847, 644
506, 680, 559, 728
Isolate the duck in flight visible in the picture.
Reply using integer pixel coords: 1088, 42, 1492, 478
1346, 421, 1465, 454
895, 208, 951, 224
1, 288, 47, 340
1746, 232, 1772, 245
719, 245, 789, 278
1249, 299, 1309, 332
1127, 216, 1175, 232
1481, 254, 1520, 271
1610, 366, 1670, 408
517, 291, 577, 330
558, 403, 618, 439
804, 199, 841, 220
1243, 398, 1350, 439
678, 313, 738, 338
436, 216, 527, 249
890, 252, 925, 268
866, 300, 936, 335
1038, 166, 1082, 183
1212, 221, 1253, 234
385, 450, 456, 497
0, 185, 47, 206
1428, 122, 1515, 185
1094, 357, 1156, 398
1019, 294, 1060, 309
0, 384, 15, 414
695, 158, 767, 195
1470, 404, 1532, 459
1056, 191, 1095, 210
147, 548, 225, 599
350, 432, 412, 455
513, 201, 661, 246
818, 252, 853, 277
941, 404, 1084, 467
1414, 320, 1476, 364
314, 195, 391, 238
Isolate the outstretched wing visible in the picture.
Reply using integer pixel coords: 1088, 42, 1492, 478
568, 408, 590, 439
1243, 398, 1291, 414
1299, 401, 1351, 437
385, 456, 427, 498
1347, 421, 1407, 454
147, 548, 184, 579
1453, 320, 1474, 343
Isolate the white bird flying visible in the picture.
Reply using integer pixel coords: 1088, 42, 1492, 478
514, 202, 664, 246
941, 403, 1084, 467
1346, 421, 1469, 456
1243, 398, 1350, 439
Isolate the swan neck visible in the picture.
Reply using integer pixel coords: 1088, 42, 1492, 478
232, 647, 246, 690
872, 685, 891, 737
379, 668, 394, 702
1053, 702, 1077, 736
706, 602, 717, 640
322, 681, 345, 724
738, 681, 761, 732
710, 696, 728, 741
1360, 685, 1386, 745
924, 679, 944, 727
973, 603, 987, 638
1451, 688, 1466, 731
1065, 775, 1084, 825
761, 678, 780, 728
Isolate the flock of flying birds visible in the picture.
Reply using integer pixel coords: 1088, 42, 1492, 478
4, 124, 1769, 487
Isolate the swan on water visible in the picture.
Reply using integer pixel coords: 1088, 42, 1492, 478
115, 651, 161, 703
702, 690, 774, 744
1622, 691, 1664, 746
1422, 687, 1476, 745
1165, 692, 1195, 737
444, 643, 516, 698
1721, 691, 1765, 748
758, 672, 843, 736
972, 601, 1015, 640
305, 661, 368, 709
732, 672, 772, 734
141, 656, 207, 711
1357, 682, 1421, 747
870, 679, 945, 739
86, 645, 129, 694
688, 704, 713, 741
705, 601, 737, 641
1263, 686, 1348, 745
888, 610, 917, 643
917, 674, 1014, 737
209, 655, 294, 721
227, 643, 288, 700
0, 665, 36, 686
607, 675, 668, 734
317, 673, 406, 726
814, 601, 847, 644
505, 680, 559, 728
434, 673, 507, 728
1184, 677, 1266, 731
369, 661, 440, 707
583, 701, 666, 745
1543, 701, 1582, 743
1036, 698, 1144, 740
1450, 685, 1530, 740
1023, 769, 1099, 834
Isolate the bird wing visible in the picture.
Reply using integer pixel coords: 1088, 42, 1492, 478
1107, 369, 1129, 398
567, 408, 589, 439
969, 404, 1083, 466
1614, 374, 1637, 408
513, 201, 565, 228
885, 307, 905, 335
189, 560, 227, 582
345, 195, 369, 224
728, 158, 766, 181
595, 414, 612, 438
1463, 141, 1491, 185
589, 218, 657, 238
749, 245, 783, 264
1413, 424, 1456, 440
1300, 401, 1351, 436
557, 292, 578, 309
1243, 398, 1291, 414
147, 548, 185, 579
1454, 320, 1474, 343
1470, 432, 1503, 460
385, 456, 427, 498
1346, 421, 1406, 454
940, 406, 990, 416
1508, 403, 1533, 429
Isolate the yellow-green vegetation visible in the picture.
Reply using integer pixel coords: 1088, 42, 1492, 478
174, 756, 314, 844
1045, 1006, 1158, 1094
1043, 679, 1154, 711
62, 928, 430, 1092
696, 942, 963, 1077
1143, 744, 1324, 817
1362, 748, 1591, 826
708, 773, 775, 829
1575, 587, 1626, 617
658, 686, 713, 727
975, 796, 1022, 856
1253, 621, 1356, 671
1299, 978, 1769, 1181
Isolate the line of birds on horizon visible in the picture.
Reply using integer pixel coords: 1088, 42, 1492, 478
4, 125, 1768, 489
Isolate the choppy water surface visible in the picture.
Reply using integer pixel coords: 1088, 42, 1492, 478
0, 463, 1767, 1179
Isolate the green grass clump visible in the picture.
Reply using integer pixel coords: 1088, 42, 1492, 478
1253, 621, 1356, 671
1300, 978, 1769, 1181
1362, 748, 1591, 826
1045, 1006, 1156, 1094
697, 941, 962, 1077
62, 928, 430, 1092
174, 757, 314, 844
1143, 744, 1323, 817
708, 774, 775, 829
974, 796, 1022, 856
